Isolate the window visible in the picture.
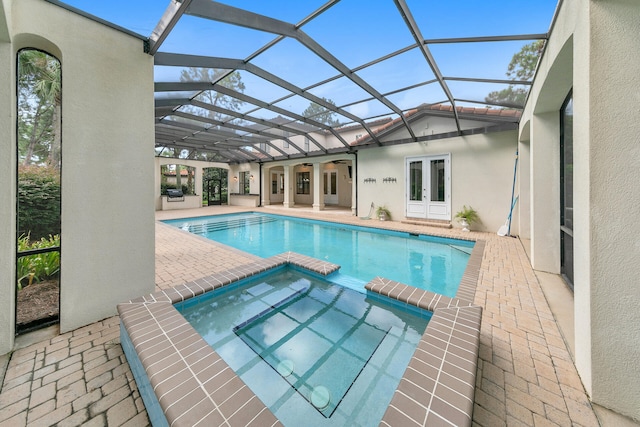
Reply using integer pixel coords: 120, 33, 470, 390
304, 137, 310, 151
16, 49, 62, 334
240, 171, 251, 194
271, 173, 278, 194
297, 172, 310, 194
560, 91, 574, 289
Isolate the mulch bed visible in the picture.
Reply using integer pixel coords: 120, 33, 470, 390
16, 280, 59, 331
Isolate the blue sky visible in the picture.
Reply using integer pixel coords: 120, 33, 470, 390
61, 1, 558, 41
61, 0, 559, 117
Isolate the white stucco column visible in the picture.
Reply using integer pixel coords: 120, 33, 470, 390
261, 166, 271, 206
194, 165, 203, 200
0, 41, 16, 354
283, 165, 295, 208
225, 169, 232, 204
312, 162, 324, 211
351, 161, 357, 215
529, 111, 560, 274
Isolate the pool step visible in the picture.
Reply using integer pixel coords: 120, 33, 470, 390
187, 215, 279, 234
401, 218, 452, 229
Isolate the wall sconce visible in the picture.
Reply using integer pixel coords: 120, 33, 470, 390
233, 176, 238, 182
250, 174, 254, 181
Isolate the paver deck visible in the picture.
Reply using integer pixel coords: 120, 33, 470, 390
0, 205, 606, 426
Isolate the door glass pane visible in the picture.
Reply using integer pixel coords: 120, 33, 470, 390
272, 173, 277, 194
330, 172, 337, 194
430, 159, 445, 202
323, 174, 328, 195
409, 161, 422, 201
297, 172, 310, 194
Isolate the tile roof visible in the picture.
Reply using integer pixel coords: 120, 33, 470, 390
352, 104, 522, 145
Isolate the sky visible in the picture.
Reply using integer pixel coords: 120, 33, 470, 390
60, 0, 560, 119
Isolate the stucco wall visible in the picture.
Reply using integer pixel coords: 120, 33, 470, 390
4, 0, 156, 341
521, 0, 640, 419
0, 40, 16, 354
357, 131, 518, 232
586, 0, 640, 418
229, 163, 260, 195
0, 0, 9, 42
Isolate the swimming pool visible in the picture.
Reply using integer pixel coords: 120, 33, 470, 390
164, 212, 473, 297
176, 266, 430, 426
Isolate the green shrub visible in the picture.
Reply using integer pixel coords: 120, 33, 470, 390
18, 165, 60, 240
17, 234, 60, 290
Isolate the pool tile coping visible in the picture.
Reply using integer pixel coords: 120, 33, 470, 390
119, 247, 483, 427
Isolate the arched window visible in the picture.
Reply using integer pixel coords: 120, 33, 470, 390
16, 48, 62, 333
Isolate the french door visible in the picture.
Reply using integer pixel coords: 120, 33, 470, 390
406, 155, 450, 220
323, 171, 338, 204
271, 171, 284, 203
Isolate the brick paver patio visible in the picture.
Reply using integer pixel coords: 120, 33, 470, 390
0, 206, 603, 426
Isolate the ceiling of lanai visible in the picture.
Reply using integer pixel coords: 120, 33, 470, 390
55, 0, 560, 163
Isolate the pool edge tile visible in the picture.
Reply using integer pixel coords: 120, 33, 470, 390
118, 298, 279, 427
379, 304, 482, 427
122, 253, 482, 427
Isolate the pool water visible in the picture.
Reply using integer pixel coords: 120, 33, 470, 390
164, 212, 472, 297
176, 267, 430, 426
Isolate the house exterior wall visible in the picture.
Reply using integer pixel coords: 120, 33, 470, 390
378, 116, 493, 143
0, 14, 15, 354
521, 0, 640, 419
357, 131, 518, 232
517, 123, 532, 241
0, 0, 156, 349
585, 0, 640, 417
529, 112, 561, 273
229, 163, 261, 195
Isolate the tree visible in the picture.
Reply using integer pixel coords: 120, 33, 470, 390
302, 97, 341, 126
180, 68, 245, 122
166, 68, 247, 160
485, 40, 544, 107
18, 50, 61, 168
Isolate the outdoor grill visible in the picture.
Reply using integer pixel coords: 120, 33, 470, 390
166, 188, 184, 201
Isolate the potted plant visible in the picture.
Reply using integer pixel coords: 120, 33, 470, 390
376, 205, 391, 221
454, 205, 478, 231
